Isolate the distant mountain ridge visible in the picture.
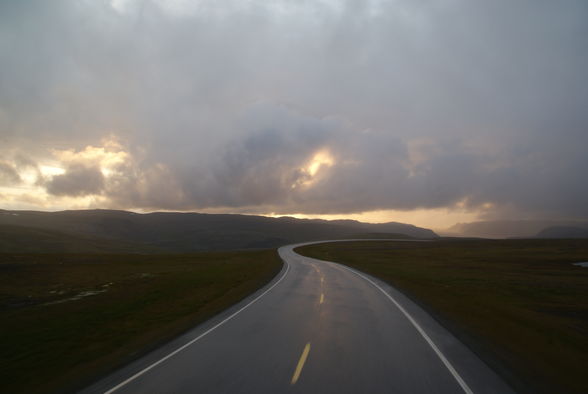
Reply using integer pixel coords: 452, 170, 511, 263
0, 209, 437, 252
535, 226, 588, 239
445, 220, 588, 239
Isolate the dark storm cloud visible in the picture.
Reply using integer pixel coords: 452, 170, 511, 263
46, 164, 105, 197
1, 0, 587, 220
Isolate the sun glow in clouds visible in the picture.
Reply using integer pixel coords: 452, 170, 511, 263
52, 135, 129, 177
39, 166, 65, 177
307, 150, 334, 177
293, 149, 335, 189
0, 135, 134, 210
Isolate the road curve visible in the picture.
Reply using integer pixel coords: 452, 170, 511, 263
81, 241, 514, 394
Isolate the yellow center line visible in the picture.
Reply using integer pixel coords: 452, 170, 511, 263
319, 293, 324, 304
291, 342, 311, 385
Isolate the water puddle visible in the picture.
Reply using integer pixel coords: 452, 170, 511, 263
44, 289, 108, 305
43, 283, 113, 305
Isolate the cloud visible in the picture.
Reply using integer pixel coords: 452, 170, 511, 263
1, 0, 587, 222
0, 162, 21, 186
46, 164, 105, 197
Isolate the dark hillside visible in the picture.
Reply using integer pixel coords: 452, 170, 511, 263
0, 224, 162, 253
0, 209, 436, 252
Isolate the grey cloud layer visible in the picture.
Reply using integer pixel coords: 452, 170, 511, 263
1, 0, 587, 219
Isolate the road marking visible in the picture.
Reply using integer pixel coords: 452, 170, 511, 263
319, 293, 324, 304
103, 262, 291, 394
291, 342, 311, 385
336, 264, 474, 394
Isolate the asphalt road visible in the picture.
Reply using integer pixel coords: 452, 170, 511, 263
81, 241, 515, 394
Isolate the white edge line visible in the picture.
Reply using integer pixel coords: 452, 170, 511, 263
103, 261, 290, 394
335, 263, 474, 394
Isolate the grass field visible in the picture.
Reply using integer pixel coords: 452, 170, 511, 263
296, 239, 588, 394
0, 251, 282, 394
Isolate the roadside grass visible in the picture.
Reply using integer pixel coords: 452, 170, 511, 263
296, 239, 588, 394
0, 251, 282, 394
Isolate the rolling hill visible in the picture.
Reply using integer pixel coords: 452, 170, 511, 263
0, 224, 162, 253
0, 209, 437, 253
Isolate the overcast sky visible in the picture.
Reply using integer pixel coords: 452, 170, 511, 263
1, 0, 587, 228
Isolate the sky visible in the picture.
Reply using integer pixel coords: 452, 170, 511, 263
1, 0, 587, 230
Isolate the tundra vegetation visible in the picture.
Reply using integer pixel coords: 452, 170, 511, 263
0, 251, 282, 394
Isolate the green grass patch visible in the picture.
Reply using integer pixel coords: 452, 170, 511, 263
0, 251, 282, 394
296, 239, 588, 394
